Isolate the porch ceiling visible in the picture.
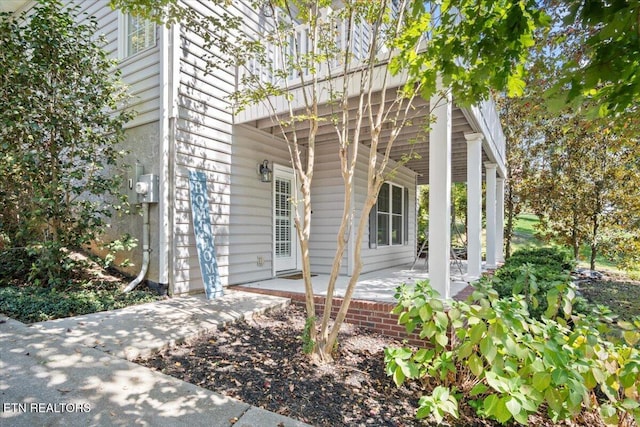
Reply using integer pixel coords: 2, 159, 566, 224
249, 93, 491, 184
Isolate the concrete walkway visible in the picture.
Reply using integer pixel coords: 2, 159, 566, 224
0, 290, 311, 427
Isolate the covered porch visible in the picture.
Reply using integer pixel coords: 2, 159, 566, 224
235, 15, 508, 300
239, 90, 507, 300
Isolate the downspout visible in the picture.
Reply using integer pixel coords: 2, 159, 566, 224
158, 19, 179, 294
124, 202, 150, 292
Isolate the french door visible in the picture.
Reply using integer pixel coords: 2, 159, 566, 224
273, 165, 301, 273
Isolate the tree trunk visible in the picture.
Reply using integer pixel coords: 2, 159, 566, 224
505, 179, 514, 260
571, 210, 580, 260
590, 212, 599, 271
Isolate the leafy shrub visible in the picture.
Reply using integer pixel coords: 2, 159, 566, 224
0, 248, 32, 286
385, 280, 640, 426
0, 1, 133, 286
505, 247, 574, 270
490, 247, 580, 319
496, 247, 574, 282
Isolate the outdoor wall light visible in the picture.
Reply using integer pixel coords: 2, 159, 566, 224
259, 159, 272, 182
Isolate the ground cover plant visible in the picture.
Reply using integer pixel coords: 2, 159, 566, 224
0, 252, 160, 323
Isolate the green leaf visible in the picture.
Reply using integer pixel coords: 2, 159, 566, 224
544, 387, 563, 414
532, 372, 552, 392
505, 396, 522, 419
470, 383, 488, 396
494, 397, 513, 424
583, 369, 597, 390
469, 321, 486, 344
623, 330, 640, 346
419, 304, 432, 322
485, 371, 509, 394
416, 404, 432, 420
435, 332, 449, 347
506, 73, 526, 97
483, 394, 499, 415
468, 353, 484, 377
480, 336, 497, 363
458, 342, 474, 359
420, 321, 437, 339
393, 366, 405, 386
434, 311, 449, 329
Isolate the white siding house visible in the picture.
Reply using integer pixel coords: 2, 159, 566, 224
7, 0, 507, 299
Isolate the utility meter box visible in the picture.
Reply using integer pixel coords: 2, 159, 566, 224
135, 174, 159, 204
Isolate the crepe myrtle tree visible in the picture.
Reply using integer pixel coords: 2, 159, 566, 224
0, 1, 133, 286
113, 0, 545, 362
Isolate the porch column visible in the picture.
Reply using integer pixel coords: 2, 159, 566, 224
428, 88, 452, 299
465, 133, 483, 280
485, 163, 497, 269
496, 177, 505, 264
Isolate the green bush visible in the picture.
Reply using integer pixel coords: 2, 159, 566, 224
385, 280, 640, 426
496, 247, 574, 282
505, 247, 574, 270
0, 1, 133, 286
490, 247, 579, 319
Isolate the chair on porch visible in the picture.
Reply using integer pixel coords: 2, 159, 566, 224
410, 231, 465, 275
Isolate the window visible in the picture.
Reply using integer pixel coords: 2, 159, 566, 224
370, 182, 407, 247
123, 14, 156, 58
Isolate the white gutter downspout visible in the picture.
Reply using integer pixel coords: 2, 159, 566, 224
158, 19, 178, 294
124, 202, 150, 292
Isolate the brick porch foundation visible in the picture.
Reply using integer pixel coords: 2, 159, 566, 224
234, 284, 475, 346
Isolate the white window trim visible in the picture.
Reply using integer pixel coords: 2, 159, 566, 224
118, 12, 157, 60
377, 182, 405, 247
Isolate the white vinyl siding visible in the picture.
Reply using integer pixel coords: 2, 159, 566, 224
229, 126, 295, 284
57, 1, 160, 129
308, 142, 349, 275
356, 152, 417, 274
173, 0, 294, 291
170, 0, 237, 294
310, 141, 417, 275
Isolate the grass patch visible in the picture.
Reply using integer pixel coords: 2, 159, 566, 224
510, 213, 640, 277
510, 213, 546, 251
577, 279, 640, 323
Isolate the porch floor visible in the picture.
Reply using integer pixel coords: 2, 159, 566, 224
235, 260, 475, 303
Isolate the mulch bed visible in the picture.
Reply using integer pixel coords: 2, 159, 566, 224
138, 305, 443, 426
137, 305, 606, 427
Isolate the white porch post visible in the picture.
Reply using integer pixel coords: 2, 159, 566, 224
428, 89, 452, 299
496, 177, 505, 264
465, 133, 483, 280
485, 163, 497, 269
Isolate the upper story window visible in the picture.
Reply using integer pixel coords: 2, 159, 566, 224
121, 14, 156, 58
